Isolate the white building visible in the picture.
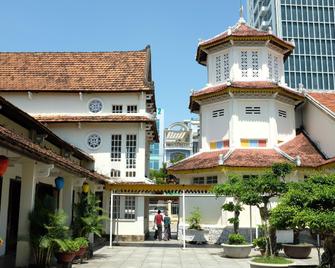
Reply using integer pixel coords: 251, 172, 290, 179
0, 96, 108, 266
0, 47, 158, 241
168, 17, 335, 243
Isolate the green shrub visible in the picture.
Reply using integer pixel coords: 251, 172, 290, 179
74, 237, 89, 248
187, 207, 202, 230
253, 237, 267, 250
53, 239, 80, 253
228, 233, 247, 245
252, 256, 293, 264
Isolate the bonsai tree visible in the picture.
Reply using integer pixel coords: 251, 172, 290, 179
213, 175, 246, 245
187, 207, 202, 230
271, 174, 335, 266
239, 163, 293, 257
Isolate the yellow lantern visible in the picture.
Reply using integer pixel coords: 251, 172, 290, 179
82, 182, 90, 193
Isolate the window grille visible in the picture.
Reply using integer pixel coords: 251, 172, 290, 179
127, 105, 137, 113
268, 53, 273, 80
111, 196, 120, 218
245, 106, 261, 115
212, 109, 224, 118
88, 99, 103, 113
252, 51, 259, 77
193, 177, 205, 184
111, 169, 121, 178
112, 105, 123, 113
124, 196, 136, 219
215, 56, 222, 82
241, 51, 248, 77
274, 56, 279, 81
223, 53, 230, 81
126, 134, 136, 169
111, 134, 122, 161
278, 110, 287, 118
206, 176, 218, 184
126, 171, 136, 177
87, 133, 102, 149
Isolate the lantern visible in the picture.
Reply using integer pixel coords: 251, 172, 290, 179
0, 156, 9, 177
55, 176, 64, 190
82, 182, 90, 193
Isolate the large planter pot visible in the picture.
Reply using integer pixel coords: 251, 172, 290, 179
185, 229, 209, 244
56, 252, 76, 264
282, 243, 313, 259
249, 261, 294, 268
221, 243, 253, 258
76, 247, 87, 258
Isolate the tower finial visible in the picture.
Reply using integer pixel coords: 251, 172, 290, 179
239, 1, 246, 23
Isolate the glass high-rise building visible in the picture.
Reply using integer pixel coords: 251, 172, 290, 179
247, 0, 335, 90
149, 108, 164, 170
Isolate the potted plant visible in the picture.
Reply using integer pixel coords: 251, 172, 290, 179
0, 238, 3, 247
235, 163, 295, 267
185, 207, 208, 244
270, 199, 313, 259
54, 239, 80, 264
253, 237, 267, 256
272, 174, 335, 266
213, 175, 252, 258
74, 237, 89, 263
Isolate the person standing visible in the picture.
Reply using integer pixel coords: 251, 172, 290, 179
163, 212, 171, 241
154, 210, 163, 241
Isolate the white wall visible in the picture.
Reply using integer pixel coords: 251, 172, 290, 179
303, 101, 335, 158
1, 92, 149, 115
47, 123, 147, 179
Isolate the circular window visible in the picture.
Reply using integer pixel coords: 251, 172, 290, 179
87, 133, 102, 149
88, 99, 103, 113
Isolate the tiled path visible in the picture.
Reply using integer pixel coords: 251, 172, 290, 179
73, 240, 321, 268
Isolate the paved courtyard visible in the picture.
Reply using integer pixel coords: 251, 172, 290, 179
73, 240, 321, 268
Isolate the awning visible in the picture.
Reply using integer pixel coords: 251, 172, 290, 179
105, 183, 213, 193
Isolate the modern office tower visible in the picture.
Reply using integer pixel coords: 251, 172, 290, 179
149, 108, 165, 170
247, 0, 335, 90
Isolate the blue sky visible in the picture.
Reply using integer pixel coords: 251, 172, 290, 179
0, 0, 246, 126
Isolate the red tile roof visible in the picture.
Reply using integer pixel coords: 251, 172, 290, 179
0, 124, 110, 183
197, 22, 294, 65
0, 47, 153, 92
307, 92, 335, 114
34, 114, 155, 123
279, 132, 326, 167
168, 133, 330, 172
190, 81, 304, 112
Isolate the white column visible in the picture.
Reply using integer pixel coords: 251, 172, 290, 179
62, 176, 74, 225
182, 190, 186, 250
229, 97, 239, 147
268, 99, 278, 147
109, 191, 114, 248
0, 174, 10, 256
137, 127, 146, 178
16, 160, 36, 267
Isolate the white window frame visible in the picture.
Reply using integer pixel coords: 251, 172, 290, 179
239, 49, 260, 80
126, 134, 137, 169
112, 105, 123, 113
111, 134, 122, 161
124, 196, 136, 219
86, 133, 102, 150
127, 105, 138, 113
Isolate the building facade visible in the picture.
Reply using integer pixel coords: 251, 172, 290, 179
149, 108, 164, 170
247, 0, 335, 90
168, 17, 335, 243
164, 119, 199, 166
0, 47, 158, 241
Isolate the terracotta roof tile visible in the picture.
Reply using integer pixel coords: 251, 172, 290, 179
308, 92, 335, 114
280, 132, 326, 167
197, 22, 294, 64
0, 48, 152, 92
169, 133, 329, 172
34, 114, 155, 123
0, 124, 110, 183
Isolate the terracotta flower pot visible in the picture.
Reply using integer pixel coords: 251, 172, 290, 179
76, 247, 87, 258
57, 252, 76, 263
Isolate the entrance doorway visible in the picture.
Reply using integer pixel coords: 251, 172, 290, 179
6, 178, 21, 254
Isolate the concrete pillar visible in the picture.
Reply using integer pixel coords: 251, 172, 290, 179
0, 174, 10, 256
16, 160, 36, 267
62, 176, 74, 225
167, 200, 172, 217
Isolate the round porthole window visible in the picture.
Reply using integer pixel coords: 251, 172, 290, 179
88, 99, 103, 113
87, 133, 102, 149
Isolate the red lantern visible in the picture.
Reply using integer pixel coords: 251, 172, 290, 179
0, 156, 9, 176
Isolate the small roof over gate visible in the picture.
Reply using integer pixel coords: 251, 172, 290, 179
105, 183, 213, 193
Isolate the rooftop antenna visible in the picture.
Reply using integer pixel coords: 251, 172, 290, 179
239, 1, 246, 23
